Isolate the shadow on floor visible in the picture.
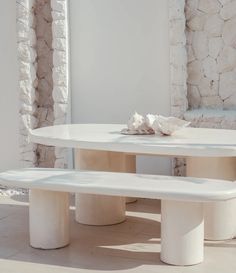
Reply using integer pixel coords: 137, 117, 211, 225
0, 199, 164, 271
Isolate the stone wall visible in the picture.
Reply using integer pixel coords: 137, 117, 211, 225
169, 0, 188, 119
17, 0, 69, 169
17, 0, 38, 167
51, 0, 69, 168
186, 0, 236, 110
34, 0, 55, 167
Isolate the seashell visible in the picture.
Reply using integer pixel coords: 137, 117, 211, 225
145, 114, 158, 128
127, 112, 146, 131
152, 115, 191, 135
121, 112, 190, 136
122, 112, 155, 135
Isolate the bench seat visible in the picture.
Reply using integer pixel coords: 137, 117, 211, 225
0, 168, 235, 202
0, 168, 236, 266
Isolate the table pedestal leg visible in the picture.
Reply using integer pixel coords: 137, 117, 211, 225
186, 157, 236, 240
161, 200, 204, 266
29, 189, 70, 249
74, 149, 136, 225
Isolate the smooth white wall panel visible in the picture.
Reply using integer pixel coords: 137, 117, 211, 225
69, 0, 171, 174
0, 1, 19, 171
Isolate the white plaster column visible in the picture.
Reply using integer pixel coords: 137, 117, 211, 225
29, 189, 70, 249
161, 200, 204, 266
74, 149, 136, 225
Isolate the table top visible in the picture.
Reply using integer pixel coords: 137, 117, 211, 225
30, 124, 236, 157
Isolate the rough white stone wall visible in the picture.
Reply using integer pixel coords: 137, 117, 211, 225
169, 0, 188, 175
35, 0, 55, 168
17, 0, 69, 169
17, 0, 38, 167
186, 0, 236, 110
52, 0, 69, 168
184, 108, 236, 128
169, 0, 188, 119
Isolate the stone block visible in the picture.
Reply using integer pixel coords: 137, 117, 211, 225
217, 46, 236, 73
218, 0, 231, 5
171, 64, 187, 86
219, 70, 236, 100
201, 96, 223, 108
187, 85, 201, 109
54, 103, 68, 119
204, 14, 224, 37
52, 20, 66, 38
169, 19, 186, 45
203, 56, 218, 80
198, 0, 221, 14
198, 77, 219, 97
187, 60, 203, 85
168, 0, 185, 20
52, 38, 66, 51
170, 45, 187, 67
187, 12, 206, 31
52, 11, 65, 20
53, 50, 67, 67
185, 0, 199, 20
222, 17, 236, 48
53, 65, 67, 86
192, 31, 208, 60
187, 45, 195, 63
209, 37, 223, 59
53, 85, 68, 103
223, 94, 236, 110
19, 61, 36, 81
220, 1, 236, 20
51, 0, 66, 13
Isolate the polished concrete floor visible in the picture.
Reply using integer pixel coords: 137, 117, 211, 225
0, 195, 235, 273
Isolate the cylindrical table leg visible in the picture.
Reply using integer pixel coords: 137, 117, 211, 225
123, 154, 137, 203
76, 194, 126, 225
161, 200, 204, 266
74, 149, 135, 225
30, 189, 70, 249
186, 157, 236, 240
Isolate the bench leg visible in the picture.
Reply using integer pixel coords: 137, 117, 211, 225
186, 157, 236, 240
161, 200, 204, 266
74, 149, 135, 225
29, 189, 70, 249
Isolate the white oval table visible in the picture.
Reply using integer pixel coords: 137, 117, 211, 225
30, 124, 236, 240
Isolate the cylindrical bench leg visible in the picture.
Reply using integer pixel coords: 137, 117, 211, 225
186, 157, 236, 240
161, 200, 204, 266
29, 189, 70, 249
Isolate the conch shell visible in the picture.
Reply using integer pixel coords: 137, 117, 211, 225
121, 112, 190, 135
152, 115, 191, 135
127, 112, 146, 131
122, 112, 154, 135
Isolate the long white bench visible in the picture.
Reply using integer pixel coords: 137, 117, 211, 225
0, 168, 236, 266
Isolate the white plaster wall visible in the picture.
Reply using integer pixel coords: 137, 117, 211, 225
0, 1, 19, 171
69, 0, 171, 175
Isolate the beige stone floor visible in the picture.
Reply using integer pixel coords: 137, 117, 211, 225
0, 195, 235, 273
